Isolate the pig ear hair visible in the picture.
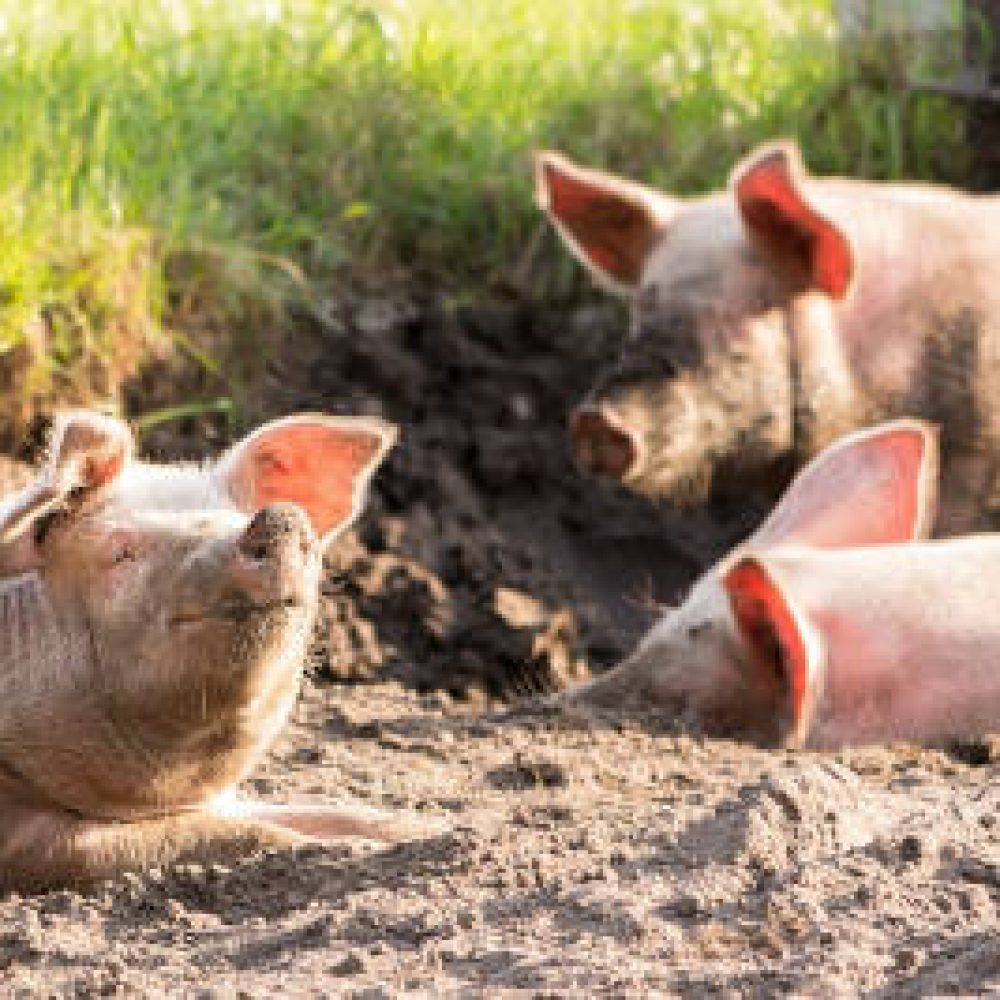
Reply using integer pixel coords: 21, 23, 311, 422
722, 555, 822, 748
749, 419, 938, 550
214, 413, 397, 546
0, 410, 132, 547
45, 410, 133, 488
732, 141, 854, 300
534, 150, 677, 294
0, 410, 133, 576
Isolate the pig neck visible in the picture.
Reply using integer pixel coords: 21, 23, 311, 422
0, 572, 287, 819
788, 185, 1000, 456
0, 573, 94, 704
0, 573, 103, 810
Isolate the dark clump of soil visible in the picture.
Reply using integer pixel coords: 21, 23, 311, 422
225, 286, 765, 697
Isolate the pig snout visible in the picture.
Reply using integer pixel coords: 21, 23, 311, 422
230, 504, 317, 605
569, 405, 641, 482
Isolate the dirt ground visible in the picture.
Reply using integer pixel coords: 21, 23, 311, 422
2, 291, 998, 996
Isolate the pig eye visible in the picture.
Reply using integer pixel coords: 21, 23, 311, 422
32, 486, 93, 545
33, 508, 67, 545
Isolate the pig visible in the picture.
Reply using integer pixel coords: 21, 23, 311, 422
535, 140, 1000, 533
0, 409, 424, 891
555, 419, 1000, 749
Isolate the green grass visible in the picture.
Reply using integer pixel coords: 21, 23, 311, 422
0, 0, 968, 434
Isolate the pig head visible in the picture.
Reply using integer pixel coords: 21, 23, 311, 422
536, 141, 1000, 531
561, 419, 948, 748
0, 409, 396, 884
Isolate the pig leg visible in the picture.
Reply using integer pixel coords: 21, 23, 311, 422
0, 799, 437, 891
0, 808, 307, 892
211, 795, 441, 842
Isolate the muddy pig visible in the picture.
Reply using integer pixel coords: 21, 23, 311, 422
535, 140, 1000, 532
556, 419, 1000, 749
0, 409, 427, 891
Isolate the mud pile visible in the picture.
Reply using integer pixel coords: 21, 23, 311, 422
244, 288, 768, 697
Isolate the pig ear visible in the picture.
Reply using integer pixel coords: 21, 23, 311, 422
0, 410, 133, 574
733, 142, 854, 300
722, 556, 822, 748
214, 414, 397, 545
534, 151, 677, 294
0, 409, 132, 543
750, 419, 938, 550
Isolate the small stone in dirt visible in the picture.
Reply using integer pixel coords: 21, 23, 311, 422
894, 946, 923, 971
486, 752, 568, 790
898, 834, 925, 863
898, 833, 937, 864
350, 988, 391, 1000
750, 927, 785, 959
330, 951, 367, 976
957, 884, 993, 916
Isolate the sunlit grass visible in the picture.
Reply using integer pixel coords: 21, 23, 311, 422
0, 0, 967, 432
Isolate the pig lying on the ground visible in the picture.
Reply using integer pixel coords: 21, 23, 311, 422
558, 419, 1000, 749
535, 141, 1000, 533
0, 410, 422, 892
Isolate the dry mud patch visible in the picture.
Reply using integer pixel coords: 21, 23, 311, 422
1, 680, 998, 996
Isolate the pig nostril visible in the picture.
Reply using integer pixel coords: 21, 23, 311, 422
570, 408, 639, 481
248, 542, 271, 562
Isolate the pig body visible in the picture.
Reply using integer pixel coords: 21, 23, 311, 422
536, 143, 1000, 532
0, 410, 418, 891
729, 540, 1000, 748
561, 419, 1000, 749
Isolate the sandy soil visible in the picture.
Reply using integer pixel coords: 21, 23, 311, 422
2, 290, 998, 995
1, 681, 998, 996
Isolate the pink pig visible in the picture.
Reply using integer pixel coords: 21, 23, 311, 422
562, 419, 1000, 748
536, 141, 1000, 532
0, 409, 433, 891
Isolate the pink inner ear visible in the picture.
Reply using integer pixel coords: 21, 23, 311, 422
82, 450, 126, 490
724, 559, 809, 740
736, 151, 852, 299
539, 157, 656, 285
233, 424, 385, 539
752, 424, 932, 550
51, 411, 132, 494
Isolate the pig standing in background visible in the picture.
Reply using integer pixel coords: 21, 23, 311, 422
535, 141, 1000, 533
0, 409, 420, 891
562, 419, 1000, 749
